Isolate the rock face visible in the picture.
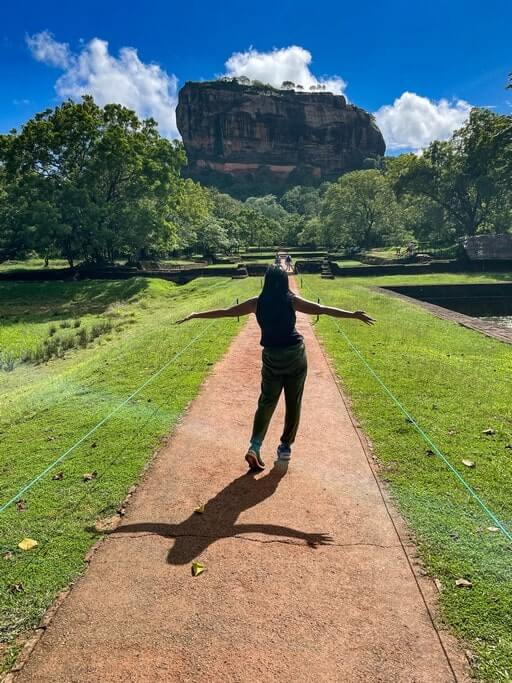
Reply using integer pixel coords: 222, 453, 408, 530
176, 80, 386, 194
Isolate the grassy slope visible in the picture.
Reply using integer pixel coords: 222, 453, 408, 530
0, 275, 259, 668
303, 273, 512, 681
0, 259, 71, 273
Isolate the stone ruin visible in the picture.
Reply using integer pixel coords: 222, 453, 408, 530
462, 234, 512, 260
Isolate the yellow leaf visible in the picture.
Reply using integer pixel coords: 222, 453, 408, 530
194, 504, 205, 514
18, 538, 38, 551
191, 561, 206, 577
455, 577, 472, 588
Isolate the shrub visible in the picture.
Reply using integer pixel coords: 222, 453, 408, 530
48, 324, 57, 336
89, 320, 113, 339
60, 320, 71, 329
76, 328, 89, 347
73, 319, 81, 328
0, 353, 17, 372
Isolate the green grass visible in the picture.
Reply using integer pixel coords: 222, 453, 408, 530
367, 247, 400, 260
334, 260, 365, 267
303, 273, 512, 681
0, 258, 70, 272
0, 275, 259, 669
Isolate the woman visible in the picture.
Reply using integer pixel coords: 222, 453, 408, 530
178, 267, 374, 472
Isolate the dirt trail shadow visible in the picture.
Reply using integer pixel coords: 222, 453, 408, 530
112, 463, 333, 564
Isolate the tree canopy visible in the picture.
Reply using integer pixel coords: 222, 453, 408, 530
1, 99, 511, 264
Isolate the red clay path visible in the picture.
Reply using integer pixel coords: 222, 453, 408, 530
14, 298, 469, 682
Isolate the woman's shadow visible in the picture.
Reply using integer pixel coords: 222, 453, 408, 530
111, 463, 333, 564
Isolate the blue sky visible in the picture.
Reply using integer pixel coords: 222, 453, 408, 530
1, 0, 511, 151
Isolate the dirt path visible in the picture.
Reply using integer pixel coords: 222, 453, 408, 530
14, 302, 468, 682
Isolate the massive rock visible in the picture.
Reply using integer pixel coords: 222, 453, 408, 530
176, 80, 386, 195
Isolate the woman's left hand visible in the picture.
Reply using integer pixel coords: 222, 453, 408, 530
353, 310, 375, 325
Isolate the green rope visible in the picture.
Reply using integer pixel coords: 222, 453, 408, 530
0, 319, 220, 514
303, 280, 512, 543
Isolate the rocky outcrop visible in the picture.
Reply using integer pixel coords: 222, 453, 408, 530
176, 80, 385, 194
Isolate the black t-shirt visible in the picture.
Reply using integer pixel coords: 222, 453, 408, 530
256, 293, 303, 348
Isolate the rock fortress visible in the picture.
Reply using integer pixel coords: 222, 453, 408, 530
176, 79, 385, 194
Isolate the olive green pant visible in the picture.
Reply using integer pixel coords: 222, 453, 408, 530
251, 343, 308, 447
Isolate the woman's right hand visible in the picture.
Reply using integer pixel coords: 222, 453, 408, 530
176, 313, 197, 325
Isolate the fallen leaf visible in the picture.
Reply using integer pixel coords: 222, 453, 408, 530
52, 471, 64, 481
16, 499, 27, 512
482, 428, 495, 436
117, 506, 126, 516
83, 471, 97, 482
90, 442, 97, 448
94, 516, 119, 533
462, 459, 475, 468
434, 578, 442, 592
18, 538, 38, 551
487, 526, 499, 533
2, 551, 14, 560
9, 583, 24, 593
191, 561, 206, 577
425, 449, 434, 457
194, 504, 205, 514
449, 531, 460, 540
455, 578, 472, 588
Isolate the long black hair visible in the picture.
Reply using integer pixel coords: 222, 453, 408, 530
259, 265, 291, 301
256, 265, 294, 330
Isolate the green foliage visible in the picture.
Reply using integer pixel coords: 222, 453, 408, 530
317, 170, 405, 250
0, 97, 187, 265
394, 109, 512, 237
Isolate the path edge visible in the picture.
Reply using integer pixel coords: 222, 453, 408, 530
310, 326, 472, 681
0, 320, 248, 682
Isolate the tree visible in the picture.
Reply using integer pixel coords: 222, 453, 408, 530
395, 109, 512, 237
279, 186, 322, 217
319, 170, 402, 250
245, 194, 289, 222
281, 81, 295, 90
0, 97, 187, 265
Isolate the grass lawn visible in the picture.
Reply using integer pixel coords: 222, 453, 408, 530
334, 260, 365, 267
367, 247, 399, 260
0, 275, 259, 670
0, 259, 71, 273
302, 273, 512, 681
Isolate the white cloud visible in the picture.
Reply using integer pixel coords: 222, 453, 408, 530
375, 91, 472, 152
26, 30, 71, 68
224, 46, 346, 95
26, 33, 179, 138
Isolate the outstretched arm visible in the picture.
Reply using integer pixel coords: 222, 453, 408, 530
293, 295, 375, 325
176, 297, 258, 324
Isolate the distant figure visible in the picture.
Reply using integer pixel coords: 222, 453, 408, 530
274, 252, 281, 267
395, 247, 402, 257
284, 254, 293, 272
177, 266, 375, 471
